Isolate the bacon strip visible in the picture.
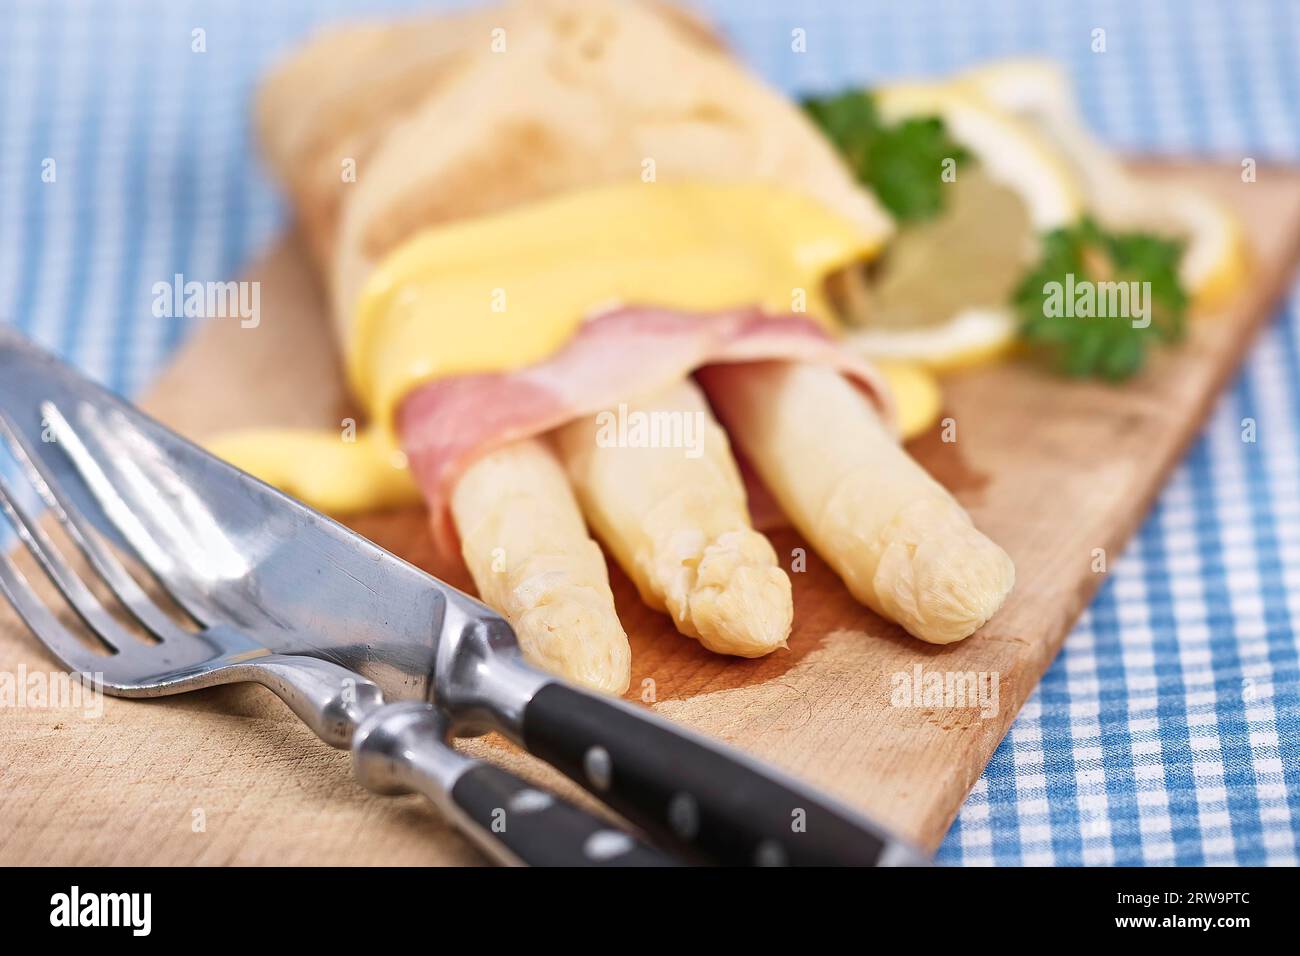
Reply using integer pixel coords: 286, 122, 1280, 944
397, 306, 896, 555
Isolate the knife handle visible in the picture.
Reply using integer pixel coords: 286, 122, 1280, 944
353, 701, 678, 867
519, 682, 926, 867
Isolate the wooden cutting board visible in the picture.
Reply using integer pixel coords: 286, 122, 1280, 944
2, 161, 1299, 865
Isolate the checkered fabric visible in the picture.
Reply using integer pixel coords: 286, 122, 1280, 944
0, 0, 1296, 865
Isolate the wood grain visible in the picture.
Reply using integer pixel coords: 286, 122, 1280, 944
2, 162, 1298, 865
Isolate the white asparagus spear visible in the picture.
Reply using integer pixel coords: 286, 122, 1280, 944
553, 378, 792, 657
450, 438, 631, 694
698, 362, 1014, 644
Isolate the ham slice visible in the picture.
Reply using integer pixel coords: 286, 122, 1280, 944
396, 306, 897, 555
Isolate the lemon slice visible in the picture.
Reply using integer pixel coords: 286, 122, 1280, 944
1168, 189, 1249, 309
873, 82, 1085, 231
839, 81, 1084, 370
852, 308, 1016, 374
959, 58, 1249, 308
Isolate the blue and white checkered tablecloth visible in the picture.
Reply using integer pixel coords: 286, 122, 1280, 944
1, 0, 1297, 866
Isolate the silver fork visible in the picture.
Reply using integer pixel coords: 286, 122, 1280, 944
0, 409, 675, 867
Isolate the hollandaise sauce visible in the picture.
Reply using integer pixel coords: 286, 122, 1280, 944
210, 180, 885, 512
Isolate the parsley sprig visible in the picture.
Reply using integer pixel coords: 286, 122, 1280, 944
803, 90, 970, 223
1013, 218, 1188, 380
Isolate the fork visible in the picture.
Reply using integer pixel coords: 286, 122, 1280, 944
0, 409, 676, 867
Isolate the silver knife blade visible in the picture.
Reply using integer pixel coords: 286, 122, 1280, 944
0, 323, 505, 702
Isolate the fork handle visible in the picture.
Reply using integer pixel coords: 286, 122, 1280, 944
353, 702, 677, 867
450, 762, 675, 867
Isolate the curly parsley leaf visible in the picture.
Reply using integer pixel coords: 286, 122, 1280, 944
1013, 217, 1188, 381
803, 90, 970, 223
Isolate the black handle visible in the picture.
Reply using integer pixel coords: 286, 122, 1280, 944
450, 762, 680, 867
520, 682, 926, 866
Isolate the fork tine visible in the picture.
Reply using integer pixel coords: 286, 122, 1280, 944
0, 472, 132, 652
37, 401, 219, 621
0, 510, 115, 671
0, 409, 198, 639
